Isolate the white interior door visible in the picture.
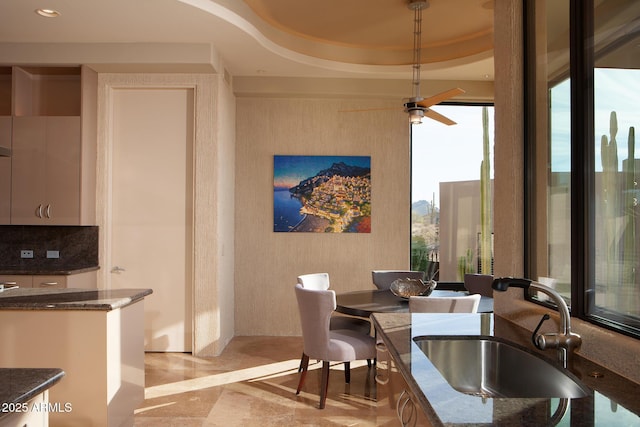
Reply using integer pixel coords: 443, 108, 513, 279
110, 88, 193, 352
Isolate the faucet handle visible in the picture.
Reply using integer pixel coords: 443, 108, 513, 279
532, 313, 550, 349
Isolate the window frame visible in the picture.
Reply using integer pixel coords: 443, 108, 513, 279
524, 0, 640, 339
410, 101, 494, 286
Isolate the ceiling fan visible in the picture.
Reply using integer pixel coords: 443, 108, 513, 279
404, 0, 465, 125
342, 0, 465, 125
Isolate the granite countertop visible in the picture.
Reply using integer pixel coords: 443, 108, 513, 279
0, 288, 153, 311
372, 312, 640, 426
0, 265, 99, 275
0, 368, 65, 420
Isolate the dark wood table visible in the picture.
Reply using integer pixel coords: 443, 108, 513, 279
335, 289, 493, 317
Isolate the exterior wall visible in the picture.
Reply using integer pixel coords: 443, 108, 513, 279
234, 97, 410, 336
439, 179, 495, 281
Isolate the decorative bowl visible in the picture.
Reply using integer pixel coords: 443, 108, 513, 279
390, 278, 437, 299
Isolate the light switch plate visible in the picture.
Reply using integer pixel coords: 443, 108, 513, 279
46, 250, 60, 259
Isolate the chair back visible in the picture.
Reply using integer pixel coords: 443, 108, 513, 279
409, 294, 481, 313
294, 283, 334, 360
297, 273, 330, 290
372, 270, 425, 290
464, 274, 494, 297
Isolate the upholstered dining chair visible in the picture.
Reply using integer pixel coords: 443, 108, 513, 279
408, 294, 482, 313
294, 283, 376, 409
371, 270, 426, 290
297, 273, 372, 333
297, 273, 331, 290
296, 273, 372, 371
464, 273, 494, 298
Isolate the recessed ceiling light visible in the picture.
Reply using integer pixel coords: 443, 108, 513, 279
35, 8, 61, 18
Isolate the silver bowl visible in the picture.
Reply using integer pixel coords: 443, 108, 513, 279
390, 278, 437, 299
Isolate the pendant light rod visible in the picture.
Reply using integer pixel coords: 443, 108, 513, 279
408, 0, 429, 100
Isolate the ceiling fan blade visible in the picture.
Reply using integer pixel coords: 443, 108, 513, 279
338, 107, 402, 113
424, 108, 457, 126
416, 88, 466, 108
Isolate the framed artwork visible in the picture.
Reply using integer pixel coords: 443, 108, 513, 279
273, 155, 371, 233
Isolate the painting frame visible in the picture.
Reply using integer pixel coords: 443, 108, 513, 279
273, 155, 371, 233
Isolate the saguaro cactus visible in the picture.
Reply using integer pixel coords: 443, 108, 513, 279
622, 126, 637, 289
479, 106, 492, 274
601, 111, 621, 296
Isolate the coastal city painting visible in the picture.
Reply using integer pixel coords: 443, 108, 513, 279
273, 155, 371, 233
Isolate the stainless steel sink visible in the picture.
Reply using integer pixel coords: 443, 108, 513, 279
413, 337, 590, 398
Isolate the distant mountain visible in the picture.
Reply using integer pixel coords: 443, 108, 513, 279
289, 162, 370, 196
412, 200, 432, 216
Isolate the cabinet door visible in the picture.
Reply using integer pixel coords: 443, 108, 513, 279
65, 271, 97, 289
11, 116, 48, 224
0, 117, 10, 224
11, 116, 81, 224
0, 275, 32, 288
44, 116, 81, 224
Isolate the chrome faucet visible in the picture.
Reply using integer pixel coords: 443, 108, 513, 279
492, 277, 581, 367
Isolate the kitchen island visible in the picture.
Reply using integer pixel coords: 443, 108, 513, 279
0, 287, 152, 427
0, 368, 65, 427
372, 312, 640, 426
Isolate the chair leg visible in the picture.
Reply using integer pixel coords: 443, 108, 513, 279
344, 361, 351, 383
320, 361, 330, 409
298, 351, 304, 372
296, 353, 309, 395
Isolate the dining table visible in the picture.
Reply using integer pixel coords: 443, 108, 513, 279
335, 288, 493, 317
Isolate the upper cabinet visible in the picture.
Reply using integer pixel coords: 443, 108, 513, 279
0, 66, 97, 225
13, 67, 81, 117
11, 116, 81, 224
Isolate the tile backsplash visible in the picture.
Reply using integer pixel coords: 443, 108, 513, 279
0, 225, 98, 271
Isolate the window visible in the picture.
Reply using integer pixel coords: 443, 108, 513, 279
526, 0, 640, 337
411, 104, 494, 283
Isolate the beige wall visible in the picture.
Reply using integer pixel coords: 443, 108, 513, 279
214, 72, 236, 350
235, 97, 410, 336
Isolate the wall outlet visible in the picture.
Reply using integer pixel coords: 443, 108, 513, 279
20, 250, 34, 259
46, 250, 60, 259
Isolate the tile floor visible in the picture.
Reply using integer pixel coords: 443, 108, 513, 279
134, 336, 400, 426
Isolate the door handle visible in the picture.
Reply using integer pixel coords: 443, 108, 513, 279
36, 204, 43, 218
111, 266, 126, 274
45, 204, 51, 218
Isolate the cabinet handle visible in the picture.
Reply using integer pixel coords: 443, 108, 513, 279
39, 282, 59, 287
397, 390, 416, 427
45, 204, 51, 218
36, 204, 43, 218
111, 266, 126, 274
375, 342, 390, 385
0, 281, 18, 285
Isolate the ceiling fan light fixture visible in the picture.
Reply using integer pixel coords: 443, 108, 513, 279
409, 108, 424, 124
